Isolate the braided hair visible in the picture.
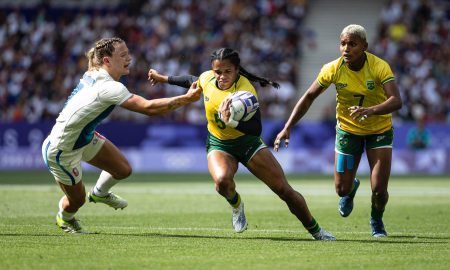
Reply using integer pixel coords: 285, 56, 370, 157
210, 48, 280, 89
85, 37, 124, 71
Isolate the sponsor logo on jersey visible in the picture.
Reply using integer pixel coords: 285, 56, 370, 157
366, 80, 375, 91
336, 83, 347, 90
204, 96, 209, 102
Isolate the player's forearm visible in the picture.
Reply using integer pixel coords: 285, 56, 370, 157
370, 96, 402, 115
168, 75, 198, 88
145, 95, 193, 115
284, 94, 314, 129
235, 110, 262, 136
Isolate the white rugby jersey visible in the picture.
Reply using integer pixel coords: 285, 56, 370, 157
48, 68, 132, 151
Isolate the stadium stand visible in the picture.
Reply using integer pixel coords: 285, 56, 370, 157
0, 0, 448, 151
0, 0, 307, 123
372, 0, 449, 122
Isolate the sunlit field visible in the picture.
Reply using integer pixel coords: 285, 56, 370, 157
1, 171, 449, 270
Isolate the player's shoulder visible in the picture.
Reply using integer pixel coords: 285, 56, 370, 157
366, 52, 390, 68
322, 57, 344, 73
199, 70, 215, 81
198, 70, 215, 87
94, 73, 126, 94
102, 80, 125, 90
235, 75, 256, 94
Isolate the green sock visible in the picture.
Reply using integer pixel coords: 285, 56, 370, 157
227, 193, 241, 208
305, 217, 320, 234
371, 207, 384, 220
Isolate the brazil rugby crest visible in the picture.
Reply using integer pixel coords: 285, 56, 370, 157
366, 80, 375, 91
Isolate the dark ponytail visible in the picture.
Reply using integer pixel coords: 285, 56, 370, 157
210, 48, 280, 89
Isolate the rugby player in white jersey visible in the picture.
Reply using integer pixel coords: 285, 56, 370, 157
42, 37, 201, 233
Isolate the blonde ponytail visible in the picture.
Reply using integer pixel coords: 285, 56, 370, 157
85, 47, 96, 71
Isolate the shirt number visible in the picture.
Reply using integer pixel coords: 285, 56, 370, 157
214, 113, 226, 129
353, 94, 365, 106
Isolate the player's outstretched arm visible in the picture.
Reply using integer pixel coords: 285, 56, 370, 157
148, 69, 169, 85
148, 69, 198, 89
121, 82, 202, 116
274, 81, 323, 151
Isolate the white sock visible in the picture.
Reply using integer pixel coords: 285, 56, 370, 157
93, 171, 120, 197
58, 196, 75, 221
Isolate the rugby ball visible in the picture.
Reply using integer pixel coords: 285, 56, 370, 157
229, 91, 259, 121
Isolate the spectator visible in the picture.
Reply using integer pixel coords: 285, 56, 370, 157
407, 117, 431, 149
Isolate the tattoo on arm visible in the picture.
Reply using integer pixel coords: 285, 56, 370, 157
167, 99, 184, 110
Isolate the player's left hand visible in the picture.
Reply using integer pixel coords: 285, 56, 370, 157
148, 69, 167, 85
349, 106, 373, 122
186, 81, 202, 102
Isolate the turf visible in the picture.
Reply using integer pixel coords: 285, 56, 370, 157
0, 171, 449, 270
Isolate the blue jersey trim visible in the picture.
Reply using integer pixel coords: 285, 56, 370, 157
43, 140, 51, 170
56, 150, 75, 185
73, 105, 115, 150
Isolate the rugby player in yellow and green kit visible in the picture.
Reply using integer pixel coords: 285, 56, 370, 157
148, 47, 335, 240
275, 25, 402, 237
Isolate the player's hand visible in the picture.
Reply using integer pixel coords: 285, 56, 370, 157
147, 69, 168, 85
349, 106, 373, 122
274, 128, 291, 152
186, 81, 202, 102
218, 97, 238, 128
218, 97, 232, 123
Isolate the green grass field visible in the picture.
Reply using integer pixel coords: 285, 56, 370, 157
0, 171, 449, 270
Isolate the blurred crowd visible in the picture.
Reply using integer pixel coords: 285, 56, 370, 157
0, 0, 306, 123
1, 0, 448, 124
372, 0, 449, 122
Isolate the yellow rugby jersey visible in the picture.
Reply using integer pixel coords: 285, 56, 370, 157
317, 52, 395, 135
198, 70, 258, 140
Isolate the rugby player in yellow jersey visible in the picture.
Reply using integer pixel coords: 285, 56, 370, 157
148, 48, 335, 240
274, 25, 402, 237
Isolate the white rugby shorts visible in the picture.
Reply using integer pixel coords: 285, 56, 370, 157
42, 132, 106, 185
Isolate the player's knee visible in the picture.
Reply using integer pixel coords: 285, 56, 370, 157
214, 175, 233, 194
114, 164, 132, 180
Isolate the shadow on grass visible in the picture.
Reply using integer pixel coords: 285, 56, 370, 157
388, 235, 450, 240
121, 232, 450, 244
1, 232, 448, 244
